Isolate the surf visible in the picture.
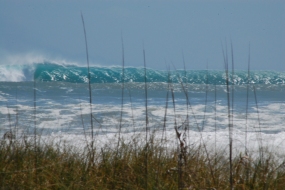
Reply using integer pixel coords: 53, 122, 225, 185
1, 61, 285, 84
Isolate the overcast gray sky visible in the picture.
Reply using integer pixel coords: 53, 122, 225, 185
1, 0, 284, 71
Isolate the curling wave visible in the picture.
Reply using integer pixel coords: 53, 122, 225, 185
0, 62, 284, 85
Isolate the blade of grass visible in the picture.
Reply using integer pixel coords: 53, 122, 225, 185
162, 68, 170, 144
231, 42, 235, 139
128, 89, 136, 133
253, 86, 263, 160
81, 12, 94, 165
182, 52, 190, 141
222, 41, 233, 190
245, 44, 251, 156
214, 84, 217, 167
245, 44, 251, 186
201, 63, 209, 131
117, 34, 125, 149
143, 47, 148, 190
33, 70, 38, 186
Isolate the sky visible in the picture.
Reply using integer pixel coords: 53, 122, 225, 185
0, 0, 284, 71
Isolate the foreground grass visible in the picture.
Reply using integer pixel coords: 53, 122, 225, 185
1, 135, 285, 190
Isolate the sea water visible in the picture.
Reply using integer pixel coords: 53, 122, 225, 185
0, 62, 285, 155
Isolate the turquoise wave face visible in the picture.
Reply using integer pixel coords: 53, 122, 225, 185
1, 62, 285, 84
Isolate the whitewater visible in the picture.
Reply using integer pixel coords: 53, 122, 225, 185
0, 61, 285, 156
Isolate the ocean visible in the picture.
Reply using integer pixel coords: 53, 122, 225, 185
1, 62, 285, 155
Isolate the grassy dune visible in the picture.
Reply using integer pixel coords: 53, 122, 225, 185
1, 134, 285, 189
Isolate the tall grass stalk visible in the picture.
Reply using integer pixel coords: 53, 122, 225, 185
253, 85, 264, 160
33, 72, 38, 186
128, 89, 136, 132
168, 72, 182, 189
81, 13, 95, 165
230, 42, 236, 190
79, 101, 91, 155
181, 55, 190, 167
231, 42, 235, 139
5, 106, 12, 138
214, 84, 217, 167
143, 47, 149, 189
182, 52, 190, 140
245, 45, 251, 156
162, 69, 170, 144
244, 45, 251, 186
117, 35, 125, 150
222, 42, 233, 189
15, 87, 19, 139
201, 64, 209, 131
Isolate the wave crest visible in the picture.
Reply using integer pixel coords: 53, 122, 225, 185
1, 62, 284, 85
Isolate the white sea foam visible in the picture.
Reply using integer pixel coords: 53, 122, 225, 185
30, 129, 285, 161
0, 75, 284, 161
1, 101, 284, 134
1, 100, 285, 161
0, 66, 27, 82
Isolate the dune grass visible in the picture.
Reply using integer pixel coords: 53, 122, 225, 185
1, 134, 285, 189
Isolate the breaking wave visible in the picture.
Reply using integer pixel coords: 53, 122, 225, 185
1, 62, 285, 85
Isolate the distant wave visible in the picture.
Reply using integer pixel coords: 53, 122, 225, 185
0, 62, 285, 85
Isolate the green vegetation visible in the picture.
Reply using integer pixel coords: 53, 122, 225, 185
1, 135, 285, 189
